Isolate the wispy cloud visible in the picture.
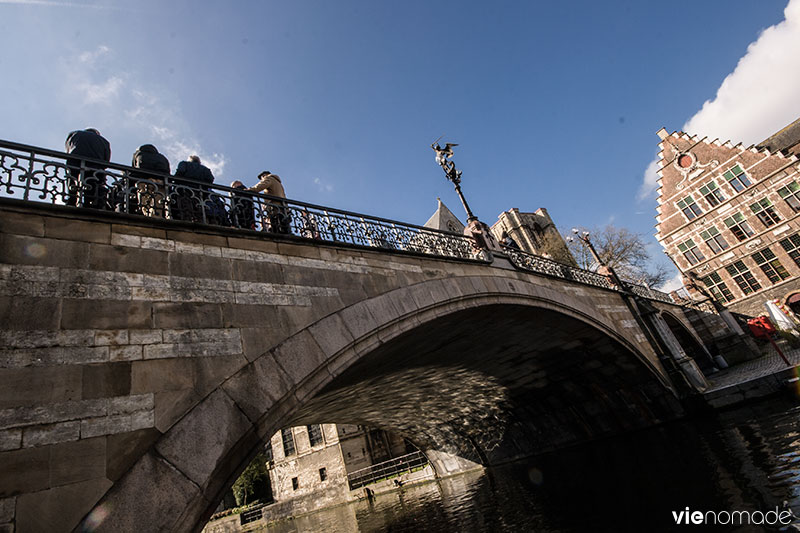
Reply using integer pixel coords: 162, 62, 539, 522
638, 0, 800, 201
658, 273, 685, 293
62, 45, 227, 177
313, 177, 334, 193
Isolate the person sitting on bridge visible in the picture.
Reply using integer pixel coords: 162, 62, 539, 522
170, 155, 214, 222
64, 128, 111, 209
131, 144, 170, 218
248, 170, 291, 234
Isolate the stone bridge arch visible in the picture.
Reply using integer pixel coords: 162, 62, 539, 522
79, 278, 682, 532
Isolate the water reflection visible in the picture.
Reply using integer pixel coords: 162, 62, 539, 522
257, 398, 800, 532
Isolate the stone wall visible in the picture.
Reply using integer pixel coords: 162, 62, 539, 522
0, 200, 704, 532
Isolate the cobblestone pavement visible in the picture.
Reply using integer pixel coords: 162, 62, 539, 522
705, 341, 800, 392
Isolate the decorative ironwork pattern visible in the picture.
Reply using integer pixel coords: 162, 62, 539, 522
504, 248, 618, 291
622, 282, 676, 304
0, 140, 480, 262
346, 450, 429, 490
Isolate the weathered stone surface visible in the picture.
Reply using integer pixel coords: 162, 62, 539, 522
44, 217, 111, 244
61, 299, 152, 330
0, 429, 21, 451
88, 244, 168, 275
16, 477, 112, 533
271, 330, 326, 385
338, 302, 378, 341
307, 314, 355, 360
0, 234, 89, 269
81, 452, 202, 533
222, 354, 291, 422
0, 366, 82, 409
49, 437, 107, 486
170, 253, 232, 280
22, 421, 79, 448
0, 496, 13, 523
0, 296, 60, 331
0, 209, 44, 236
82, 363, 131, 399
105, 427, 161, 481
155, 389, 252, 487
0, 446, 49, 496
131, 359, 194, 394
153, 302, 224, 329
111, 223, 167, 239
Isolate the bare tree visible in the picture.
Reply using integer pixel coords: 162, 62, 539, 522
566, 225, 669, 288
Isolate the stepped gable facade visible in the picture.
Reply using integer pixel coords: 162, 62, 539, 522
655, 118, 800, 316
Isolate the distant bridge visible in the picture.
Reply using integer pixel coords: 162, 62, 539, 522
0, 141, 744, 532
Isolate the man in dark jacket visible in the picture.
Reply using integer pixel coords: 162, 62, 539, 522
170, 155, 215, 222
64, 128, 111, 208
131, 144, 170, 218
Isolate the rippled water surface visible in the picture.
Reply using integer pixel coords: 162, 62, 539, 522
259, 397, 800, 532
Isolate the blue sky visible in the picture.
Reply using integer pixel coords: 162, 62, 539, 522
2, 0, 799, 287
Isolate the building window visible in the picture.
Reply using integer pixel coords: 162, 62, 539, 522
291, 477, 299, 491
319, 467, 327, 481
677, 195, 703, 221
264, 440, 273, 462
725, 260, 761, 295
281, 428, 295, 457
777, 181, 800, 211
722, 164, 752, 192
752, 248, 790, 284
677, 239, 705, 265
723, 212, 755, 241
699, 180, 726, 207
699, 227, 729, 254
749, 198, 781, 227
701, 271, 734, 302
307, 424, 323, 447
779, 233, 800, 268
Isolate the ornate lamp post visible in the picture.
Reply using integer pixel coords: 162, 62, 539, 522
566, 228, 624, 289
430, 140, 477, 222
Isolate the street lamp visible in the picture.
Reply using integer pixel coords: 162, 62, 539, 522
566, 228, 602, 266
431, 140, 477, 222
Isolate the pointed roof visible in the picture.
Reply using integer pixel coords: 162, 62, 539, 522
757, 116, 800, 155
424, 198, 465, 233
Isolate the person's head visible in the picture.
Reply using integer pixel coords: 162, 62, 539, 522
188, 155, 201, 164
85, 128, 101, 135
258, 170, 271, 179
230, 180, 244, 188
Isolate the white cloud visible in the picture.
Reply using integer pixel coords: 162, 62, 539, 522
657, 273, 685, 293
79, 75, 123, 105
639, 0, 800, 200
62, 45, 228, 178
313, 177, 333, 193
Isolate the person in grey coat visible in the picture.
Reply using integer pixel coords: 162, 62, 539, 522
64, 128, 111, 208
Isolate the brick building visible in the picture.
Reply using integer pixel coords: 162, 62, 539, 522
266, 424, 413, 503
654, 118, 800, 317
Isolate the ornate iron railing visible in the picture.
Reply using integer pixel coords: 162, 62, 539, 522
504, 248, 619, 291
346, 450, 428, 490
622, 282, 676, 304
0, 139, 481, 262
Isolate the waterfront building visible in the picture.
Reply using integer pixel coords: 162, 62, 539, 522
655, 118, 800, 317
266, 424, 417, 504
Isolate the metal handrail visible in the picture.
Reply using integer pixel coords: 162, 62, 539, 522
346, 450, 428, 490
0, 139, 482, 262
504, 248, 619, 291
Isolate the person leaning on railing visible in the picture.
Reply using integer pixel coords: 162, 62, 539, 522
131, 144, 170, 218
171, 155, 214, 223
64, 128, 111, 209
247, 170, 291, 234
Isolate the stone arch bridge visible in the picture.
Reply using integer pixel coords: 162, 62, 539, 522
0, 141, 744, 532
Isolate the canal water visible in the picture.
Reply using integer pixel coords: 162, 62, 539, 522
258, 397, 800, 532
